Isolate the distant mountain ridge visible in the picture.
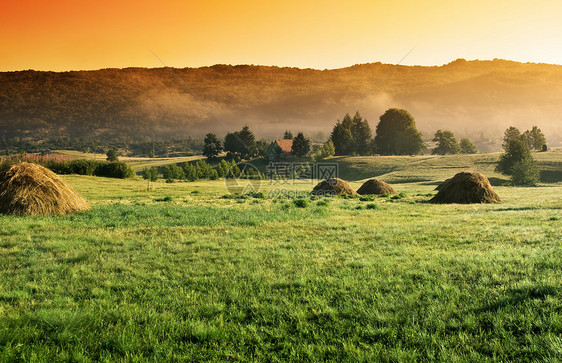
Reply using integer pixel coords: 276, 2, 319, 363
1, 59, 561, 149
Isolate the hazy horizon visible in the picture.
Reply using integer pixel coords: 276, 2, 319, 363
3, 57, 562, 73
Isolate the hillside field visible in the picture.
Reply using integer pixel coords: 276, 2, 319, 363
0, 152, 561, 361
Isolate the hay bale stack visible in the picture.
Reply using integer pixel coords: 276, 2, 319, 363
0, 162, 90, 215
357, 179, 397, 195
311, 178, 357, 196
430, 172, 501, 204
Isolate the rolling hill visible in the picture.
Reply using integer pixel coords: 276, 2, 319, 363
1, 59, 561, 150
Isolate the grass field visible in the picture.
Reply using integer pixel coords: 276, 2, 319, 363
1, 152, 561, 361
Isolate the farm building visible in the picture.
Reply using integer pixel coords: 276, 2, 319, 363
266, 139, 293, 161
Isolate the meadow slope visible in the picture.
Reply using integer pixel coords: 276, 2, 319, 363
0, 153, 561, 361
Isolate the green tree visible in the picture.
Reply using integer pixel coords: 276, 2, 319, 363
142, 166, 159, 190
106, 147, 119, 162
374, 108, 425, 155
195, 160, 213, 179
351, 111, 372, 155
459, 138, 477, 154
291, 132, 311, 157
162, 164, 185, 180
502, 126, 521, 150
522, 126, 546, 150
511, 157, 540, 185
223, 126, 256, 159
184, 164, 198, 181
255, 139, 270, 158
202, 133, 222, 159
311, 140, 335, 162
283, 130, 293, 139
496, 137, 533, 174
330, 114, 354, 155
238, 126, 257, 159
432, 130, 460, 155
142, 167, 159, 182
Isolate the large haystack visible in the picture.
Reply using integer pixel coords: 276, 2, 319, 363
430, 172, 501, 204
311, 178, 357, 196
0, 162, 90, 215
357, 179, 397, 195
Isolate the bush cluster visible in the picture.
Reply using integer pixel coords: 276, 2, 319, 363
0, 158, 135, 179
158, 159, 266, 182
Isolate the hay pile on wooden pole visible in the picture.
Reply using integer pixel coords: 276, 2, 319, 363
357, 179, 397, 195
430, 172, 501, 204
311, 178, 357, 196
0, 162, 90, 216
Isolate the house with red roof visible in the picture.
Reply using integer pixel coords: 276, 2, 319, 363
266, 139, 293, 161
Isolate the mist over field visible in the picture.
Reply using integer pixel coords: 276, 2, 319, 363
1, 58, 561, 150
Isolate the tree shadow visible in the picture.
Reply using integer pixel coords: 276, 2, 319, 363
540, 170, 562, 183
487, 177, 511, 186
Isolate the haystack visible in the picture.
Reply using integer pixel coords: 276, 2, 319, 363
357, 179, 397, 195
430, 172, 501, 204
0, 162, 90, 215
311, 178, 357, 196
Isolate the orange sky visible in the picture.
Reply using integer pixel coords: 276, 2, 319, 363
1, 0, 562, 71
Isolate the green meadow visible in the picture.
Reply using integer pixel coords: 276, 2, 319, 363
1, 152, 561, 361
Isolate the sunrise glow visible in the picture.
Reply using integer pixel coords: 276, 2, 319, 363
2, 0, 562, 71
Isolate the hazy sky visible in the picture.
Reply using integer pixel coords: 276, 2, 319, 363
2, 0, 562, 71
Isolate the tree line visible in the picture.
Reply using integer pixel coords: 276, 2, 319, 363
329, 108, 478, 156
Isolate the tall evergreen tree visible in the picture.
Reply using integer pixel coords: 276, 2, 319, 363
351, 111, 372, 155
238, 125, 257, 159
283, 130, 293, 139
223, 126, 257, 159
330, 115, 354, 155
502, 126, 522, 150
202, 133, 222, 159
291, 132, 311, 157
106, 147, 119, 162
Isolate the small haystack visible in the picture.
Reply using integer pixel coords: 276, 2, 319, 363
0, 162, 90, 215
311, 178, 357, 196
430, 172, 501, 204
357, 179, 397, 195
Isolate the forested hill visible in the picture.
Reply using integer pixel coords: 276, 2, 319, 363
1, 59, 562, 149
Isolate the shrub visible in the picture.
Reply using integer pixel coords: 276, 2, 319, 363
94, 162, 135, 179
293, 199, 309, 208
69, 159, 99, 175
155, 195, 174, 202
366, 203, 379, 209
316, 199, 330, 207
46, 161, 72, 175
248, 191, 266, 199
